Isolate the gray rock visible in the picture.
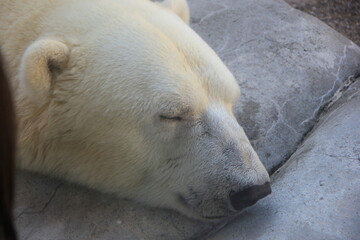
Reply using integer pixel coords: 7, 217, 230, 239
14, 0, 360, 239
14, 171, 222, 240
188, 0, 360, 171
208, 80, 360, 240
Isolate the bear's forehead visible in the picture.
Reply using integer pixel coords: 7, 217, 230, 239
68, 0, 240, 107
86, 21, 239, 104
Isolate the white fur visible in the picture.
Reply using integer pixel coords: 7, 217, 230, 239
0, 0, 270, 219
20, 39, 69, 103
158, 0, 190, 24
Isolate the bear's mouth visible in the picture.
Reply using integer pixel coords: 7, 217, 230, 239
177, 193, 233, 220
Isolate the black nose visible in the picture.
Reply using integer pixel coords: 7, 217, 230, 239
229, 182, 271, 211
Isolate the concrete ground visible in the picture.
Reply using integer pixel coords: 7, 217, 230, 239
14, 0, 360, 239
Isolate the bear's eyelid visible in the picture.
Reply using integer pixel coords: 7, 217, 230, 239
161, 105, 191, 116
160, 115, 183, 121
159, 106, 193, 121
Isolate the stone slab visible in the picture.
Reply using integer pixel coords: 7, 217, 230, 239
14, 0, 360, 239
208, 80, 360, 240
14, 171, 222, 240
188, 0, 360, 171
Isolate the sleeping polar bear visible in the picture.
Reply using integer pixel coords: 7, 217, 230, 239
0, 0, 271, 220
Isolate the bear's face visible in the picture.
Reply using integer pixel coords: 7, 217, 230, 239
17, 0, 270, 220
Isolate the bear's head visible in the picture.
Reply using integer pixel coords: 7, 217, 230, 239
17, 0, 270, 220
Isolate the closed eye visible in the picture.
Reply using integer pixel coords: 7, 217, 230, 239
160, 115, 183, 121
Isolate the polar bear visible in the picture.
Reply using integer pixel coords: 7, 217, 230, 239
0, 0, 271, 220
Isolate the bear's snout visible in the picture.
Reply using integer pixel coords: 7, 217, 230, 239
229, 182, 271, 211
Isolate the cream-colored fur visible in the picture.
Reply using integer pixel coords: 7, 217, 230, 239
158, 0, 190, 24
20, 39, 69, 103
0, 0, 270, 219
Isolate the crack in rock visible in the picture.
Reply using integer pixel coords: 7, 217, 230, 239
301, 152, 360, 161
15, 183, 62, 220
198, 2, 229, 24
263, 97, 300, 139
325, 75, 358, 110
269, 75, 359, 176
300, 44, 352, 127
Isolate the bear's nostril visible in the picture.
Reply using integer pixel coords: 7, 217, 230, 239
229, 182, 271, 211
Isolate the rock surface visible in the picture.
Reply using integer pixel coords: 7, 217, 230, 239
188, 0, 360, 171
208, 79, 360, 240
285, 0, 360, 46
14, 172, 220, 240
14, 0, 360, 239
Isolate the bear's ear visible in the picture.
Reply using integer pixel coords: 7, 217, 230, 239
159, 0, 190, 24
20, 39, 69, 103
